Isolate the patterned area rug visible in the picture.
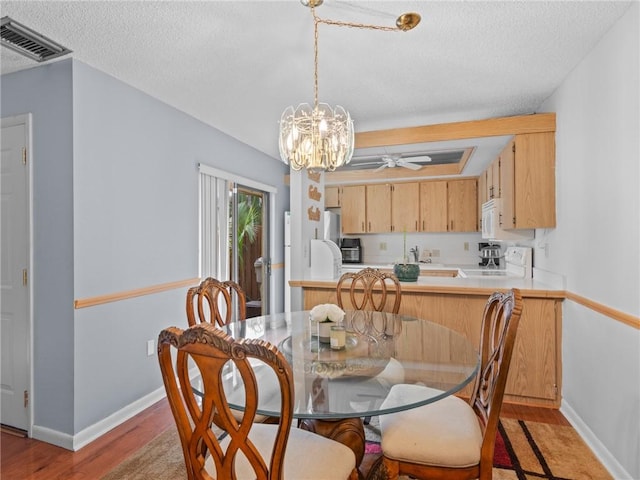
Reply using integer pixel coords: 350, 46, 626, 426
363, 417, 613, 480
102, 417, 612, 480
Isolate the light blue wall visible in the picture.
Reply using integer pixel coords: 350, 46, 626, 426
2, 58, 289, 437
539, 3, 639, 478
1, 60, 75, 434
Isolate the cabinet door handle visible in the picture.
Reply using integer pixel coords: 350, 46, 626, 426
361, 221, 365, 232
415, 220, 418, 230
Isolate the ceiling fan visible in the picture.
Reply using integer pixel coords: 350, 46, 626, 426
354, 154, 431, 172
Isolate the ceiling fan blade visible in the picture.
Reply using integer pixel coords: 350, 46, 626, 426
397, 160, 423, 170
403, 155, 432, 163
373, 164, 388, 172
353, 161, 384, 167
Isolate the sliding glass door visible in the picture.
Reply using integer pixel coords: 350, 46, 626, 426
229, 184, 270, 318
199, 164, 273, 320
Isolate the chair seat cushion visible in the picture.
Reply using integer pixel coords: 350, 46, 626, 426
379, 384, 483, 468
208, 423, 356, 479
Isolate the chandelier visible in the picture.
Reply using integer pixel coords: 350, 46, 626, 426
278, 0, 420, 172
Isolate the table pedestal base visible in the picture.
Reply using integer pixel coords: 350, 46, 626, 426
298, 417, 366, 468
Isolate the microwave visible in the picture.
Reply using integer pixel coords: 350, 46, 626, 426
481, 199, 533, 241
340, 238, 362, 263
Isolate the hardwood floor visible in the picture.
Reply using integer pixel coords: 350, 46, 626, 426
1, 399, 569, 479
1, 400, 174, 480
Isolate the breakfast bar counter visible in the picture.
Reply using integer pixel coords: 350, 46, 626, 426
289, 277, 564, 408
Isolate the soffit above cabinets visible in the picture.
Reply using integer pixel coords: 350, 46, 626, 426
325, 135, 512, 184
325, 112, 556, 185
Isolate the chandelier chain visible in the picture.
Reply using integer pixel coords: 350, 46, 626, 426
310, 4, 400, 109
279, 4, 418, 171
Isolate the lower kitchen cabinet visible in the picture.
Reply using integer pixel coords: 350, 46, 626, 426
297, 285, 562, 408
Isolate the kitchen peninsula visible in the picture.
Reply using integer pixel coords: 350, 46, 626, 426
289, 274, 564, 409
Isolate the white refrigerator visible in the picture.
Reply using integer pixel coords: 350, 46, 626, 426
323, 210, 341, 246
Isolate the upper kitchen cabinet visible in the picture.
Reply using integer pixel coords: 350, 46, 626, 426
325, 185, 341, 208
486, 157, 501, 200
340, 184, 392, 234
500, 132, 556, 229
366, 183, 392, 233
419, 181, 448, 232
340, 185, 367, 233
477, 171, 487, 221
447, 178, 478, 232
392, 182, 420, 232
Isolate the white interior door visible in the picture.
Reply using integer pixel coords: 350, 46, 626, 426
1, 115, 31, 432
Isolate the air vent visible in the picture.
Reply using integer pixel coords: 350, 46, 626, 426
1, 16, 72, 62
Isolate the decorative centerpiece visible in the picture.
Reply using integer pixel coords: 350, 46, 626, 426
393, 230, 420, 282
310, 303, 345, 344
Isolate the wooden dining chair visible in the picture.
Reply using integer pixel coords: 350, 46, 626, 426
185, 277, 279, 424
158, 322, 359, 480
336, 267, 402, 314
186, 277, 246, 327
378, 288, 523, 480
337, 268, 403, 425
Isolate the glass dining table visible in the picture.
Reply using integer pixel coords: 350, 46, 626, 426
194, 309, 479, 468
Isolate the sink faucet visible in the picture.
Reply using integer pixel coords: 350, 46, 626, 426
409, 246, 419, 263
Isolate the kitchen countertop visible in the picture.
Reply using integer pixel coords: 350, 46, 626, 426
292, 263, 564, 298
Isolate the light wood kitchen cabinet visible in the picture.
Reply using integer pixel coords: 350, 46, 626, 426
447, 178, 478, 232
486, 157, 500, 200
296, 284, 562, 408
366, 184, 392, 232
325, 186, 341, 208
419, 181, 448, 232
391, 182, 419, 232
500, 132, 556, 229
340, 185, 367, 233
477, 172, 487, 224
337, 178, 478, 234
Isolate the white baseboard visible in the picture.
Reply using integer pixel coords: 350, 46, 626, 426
560, 400, 632, 479
32, 386, 167, 451
31, 425, 75, 450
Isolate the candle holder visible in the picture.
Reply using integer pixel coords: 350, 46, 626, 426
317, 320, 335, 343
330, 325, 346, 350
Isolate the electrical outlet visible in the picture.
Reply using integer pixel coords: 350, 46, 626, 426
464, 242, 469, 251
146, 339, 155, 356
431, 249, 440, 257
379, 242, 387, 251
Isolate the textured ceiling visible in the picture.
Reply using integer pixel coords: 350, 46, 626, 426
0, 1, 632, 174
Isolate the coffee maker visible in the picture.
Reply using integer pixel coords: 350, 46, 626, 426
340, 238, 362, 263
478, 242, 500, 267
